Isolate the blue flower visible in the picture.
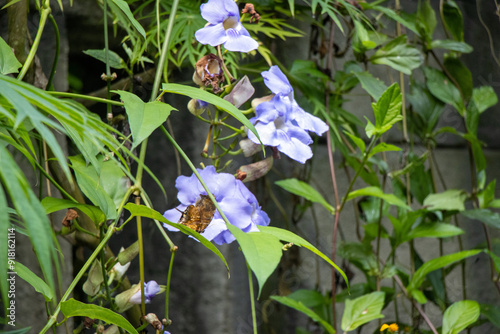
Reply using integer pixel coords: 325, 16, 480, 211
129, 281, 161, 304
163, 166, 270, 245
195, 0, 259, 53
247, 66, 329, 163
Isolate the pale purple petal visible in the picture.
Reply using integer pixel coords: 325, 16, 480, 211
254, 100, 281, 123
200, 0, 231, 24
276, 132, 313, 164
195, 24, 227, 47
218, 197, 253, 229
262, 65, 293, 96
199, 219, 227, 242
248, 121, 280, 147
130, 281, 160, 304
163, 207, 184, 232
289, 103, 329, 135
223, 28, 259, 53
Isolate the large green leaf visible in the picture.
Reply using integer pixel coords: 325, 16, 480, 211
430, 40, 473, 53
405, 222, 463, 241
61, 299, 139, 334
480, 304, 500, 330
275, 178, 335, 214
423, 189, 466, 211
14, 262, 54, 302
227, 225, 283, 296
341, 291, 385, 331
423, 66, 465, 114
408, 79, 445, 134
162, 83, 261, 144
370, 35, 422, 75
0, 146, 57, 291
115, 90, 174, 149
346, 186, 410, 210
83, 49, 126, 69
365, 83, 403, 138
124, 203, 229, 272
442, 300, 480, 334
462, 209, 500, 229
0, 36, 22, 74
472, 86, 498, 113
407, 250, 482, 297
444, 56, 472, 102
442, 0, 464, 41
259, 226, 349, 287
353, 71, 387, 101
41, 197, 106, 225
272, 296, 335, 333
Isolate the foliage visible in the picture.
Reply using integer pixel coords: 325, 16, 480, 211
1, 0, 499, 333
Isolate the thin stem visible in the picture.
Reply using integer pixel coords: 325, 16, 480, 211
46, 91, 124, 106
17, 2, 50, 81
136, 195, 146, 315
46, 14, 60, 90
39, 223, 117, 334
217, 45, 235, 83
247, 261, 258, 334
103, 0, 113, 121
164, 251, 176, 323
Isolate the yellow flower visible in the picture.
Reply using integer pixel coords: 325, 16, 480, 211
380, 323, 399, 332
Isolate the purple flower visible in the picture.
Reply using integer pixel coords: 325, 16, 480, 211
247, 66, 329, 163
163, 166, 270, 245
195, 0, 259, 53
129, 281, 161, 304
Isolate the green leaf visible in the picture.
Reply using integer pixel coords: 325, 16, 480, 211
0, 328, 32, 334
15, 261, 54, 301
480, 304, 500, 330
417, 0, 436, 39
461, 209, 500, 229
109, 0, 146, 38
406, 222, 464, 241
423, 66, 465, 114
423, 189, 466, 211
365, 83, 403, 138
430, 40, 473, 53
0, 36, 22, 74
0, 184, 9, 309
83, 49, 125, 69
227, 225, 282, 296
442, 300, 480, 334
258, 226, 349, 287
444, 56, 472, 102
368, 142, 401, 159
275, 178, 335, 214
407, 250, 482, 295
345, 132, 366, 152
354, 71, 388, 101
370, 35, 422, 75
162, 83, 261, 144
354, 20, 377, 50
478, 180, 496, 209
124, 203, 229, 272
472, 86, 498, 113
346, 186, 411, 210
271, 296, 335, 334
115, 90, 174, 149
408, 80, 445, 134
61, 299, 139, 334
341, 291, 385, 331
442, 0, 464, 41
41, 197, 106, 225
287, 289, 325, 307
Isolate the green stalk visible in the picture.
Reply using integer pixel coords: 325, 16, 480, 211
247, 261, 258, 334
46, 91, 124, 106
39, 223, 117, 334
46, 14, 60, 90
164, 251, 175, 323
102, 0, 113, 122
17, 1, 51, 81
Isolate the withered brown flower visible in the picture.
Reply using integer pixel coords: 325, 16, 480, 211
193, 53, 225, 94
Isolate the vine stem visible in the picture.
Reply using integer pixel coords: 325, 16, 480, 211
39, 223, 117, 334
17, 0, 50, 81
247, 261, 258, 334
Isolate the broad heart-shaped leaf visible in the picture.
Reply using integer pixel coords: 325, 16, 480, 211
83, 49, 125, 69
369, 35, 422, 75
346, 186, 411, 210
365, 83, 402, 138
115, 90, 174, 150
480, 304, 500, 330
423, 189, 466, 212
14, 262, 54, 302
353, 71, 388, 101
407, 249, 482, 298
226, 224, 283, 296
258, 226, 349, 288
275, 178, 335, 214
442, 300, 480, 334
109, 0, 146, 38
162, 83, 262, 145
271, 296, 335, 334
0, 36, 22, 74
423, 66, 465, 114
124, 203, 229, 272
341, 291, 385, 331
461, 209, 500, 229
472, 86, 498, 114
41, 197, 106, 225
61, 299, 138, 334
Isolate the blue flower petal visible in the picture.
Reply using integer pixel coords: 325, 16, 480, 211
254, 100, 281, 122
195, 23, 227, 47
248, 121, 280, 146
262, 65, 293, 96
223, 28, 259, 52
200, 0, 232, 24
163, 207, 184, 232
289, 103, 329, 135
276, 132, 313, 163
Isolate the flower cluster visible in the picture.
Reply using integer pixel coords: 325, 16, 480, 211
247, 66, 329, 163
195, 0, 258, 53
163, 166, 270, 245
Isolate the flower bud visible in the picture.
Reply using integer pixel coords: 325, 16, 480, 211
193, 53, 224, 93
82, 260, 103, 296
115, 280, 162, 312
144, 313, 163, 330
187, 99, 210, 116
251, 94, 273, 109
238, 156, 273, 182
224, 76, 255, 108
103, 325, 120, 334
117, 242, 139, 266
110, 247, 131, 282
239, 138, 261, 157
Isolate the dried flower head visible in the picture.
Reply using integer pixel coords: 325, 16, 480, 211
193, 53, 225, 93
